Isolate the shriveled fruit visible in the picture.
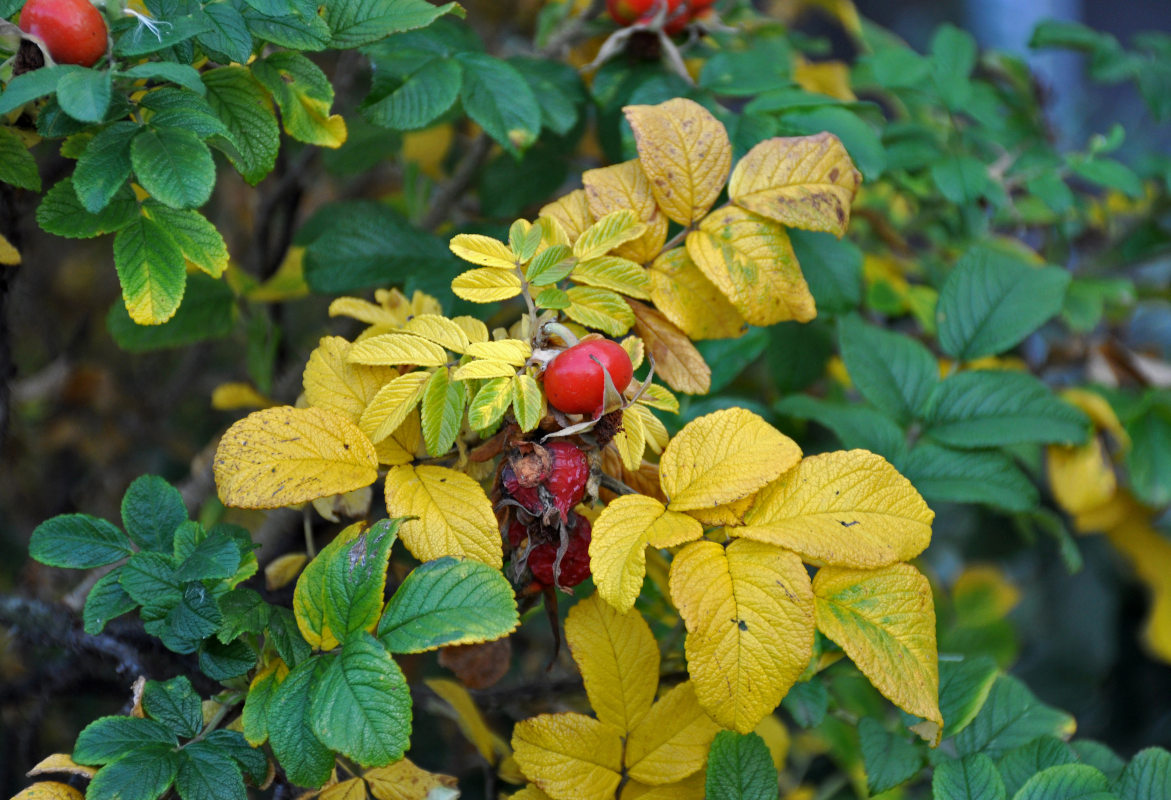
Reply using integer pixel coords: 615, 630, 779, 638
19, 0, 107, 67
528, 513, 593, 589
502, 440, 590, 522
542, 339, 634, 416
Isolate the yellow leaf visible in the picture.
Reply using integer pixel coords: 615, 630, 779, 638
265, 551, 309, 591
582, 160, 668, 264
624, 98, 732, 225
215, 406, 379, 509
660, 407, 802, 511
403, 314, 471, 353
572, 256, 652, 299
649, 247, 747, 340
348, 333, 450, 368
212, 382, 276, 410
512, 713, 624, 800
365, 758, 459, 800
737, 450, 934, 568
1047, 437, 1116, 517
793, 59, 856, 101
452, 315, 490, 344
729, 133, 862, 237
631, 403, 669, 455
359, 371, 431, 444
450, 233, 517, 269
11, 783, 84, 800
0, 232, 21, 265
591, 495, 702, 612
952, 566, 1020, 626
565, 287, 636, 336
329, 296, 404, 328
754, 714, 790, 770
376, 409, 423, 467
813, 563, 942, 742
312, 486, 373, 523
453, 359, 517, 381
540, 189, 594, 244
566, 593, 659, 733
629, 300, 711, 394
26, 755, 96, 780
426, 678, 505, 766
1103, 508, 1171, 662
613, 405, 647, 471
511, 787, 555, 800
621, 335, 645, 371
619, 772, 706, 800
625, 681, 720, 785
669, 540, 816, 733
1061, 388, 1129, 448
319, 778, 365, 800
573, 210, 647, 261
686, 495, 754, 528
304, 337, 400, 423
452, 268, 524, 303
686, 206, 816, 326
385, 465, 502, 567
248, 246, 305, 300
465, 339, 531, 366
637, 383, 679, 414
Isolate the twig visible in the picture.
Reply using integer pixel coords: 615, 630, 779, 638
539, 0, 607, 58
420, 133, 493, 232
0, 594, 147, 678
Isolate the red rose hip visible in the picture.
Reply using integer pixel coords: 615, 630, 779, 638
19, 0, 107, 67
542, 339, 633, 416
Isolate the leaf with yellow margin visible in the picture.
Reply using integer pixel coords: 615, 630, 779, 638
11, 783, 84, 800
512, 374, 544, 432
347, 334, 450, 368
686, 206, 816, 326
512, 713, 624, 800
450, 233, 517, 269
303, 336, 398, 422
625, 681, 721, 785
669, 540, 816, 733
466, 339, 531, 366
737, 450, 934, 568
385, 465, 502, 567
426, 678, 506, 766
540, 189, 594, 244
565, 287, 636, 336
649, 247, 746, 340
365, 758, 459, 800
591, 495, 703, 612
572, 256, 652, 299
572, 210, 646, 261
27, 755, 96, 780
402, 314, 471, 353
812, 563, 942, 743
359, 371, 431, 444
214, 406, 378, 509
624, 98, 732, 226
452, 268, 523, 303
660, 407, 802, 511
319, 777, 366, 800
1048, 437, 1117, 517
628, 300, 711, 395
468, 377, 513, 430
729, 133, 862, 238
583, 160, 668, 264
620, 772, 706, 800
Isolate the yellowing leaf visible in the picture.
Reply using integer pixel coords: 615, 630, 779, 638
319, 778, 366, 800
540, 189, 594, 244
27, 754, 97, 780
304, 336, 399, 423
212, 382, 276, 411
365, 758, 459, 800
754, 714, 790, 770
403, 314, 472, 353
649, 247, 747, 340
12, 783, 84, 800
465, 339, 531, 366
631, 403, 669, 455
573, 210, 647, 261
625, 681, 720, 785
0, 232, 21, 265
1048, 437, 1117, 517
729, 133, 862, 237
359, 371, 432, 444
613, 405, 647, 471
686, 206, 816, 326
385, 465, 502, 567
582, 160, 668, 264
468, 377, 513, 430
265, 552, 309, 591
566, 593, 659, 733
686, 495, 754, 528
638, 383, 679, 414
450, 233, 517, 269
572, 256, 652, 299
215, 406, 379, 509
329, 296, 403, 328
669, 540, 816, 733
620, 772, 706, 800
793, 59, 856, 101
453, 360, 517, 381
452, 315, 491, 345
511, 787, 554, 800
591, 495, 703, 612
312, 486, 373, 522
738, 450, 934, 568
660, 407, 802, 511
426, 678, 505, 766
452, 268, 523, 303
347, 334, 450, 368
629, 300, 711, 395
813, 563, 942, 742
376, 409, 423, 467
512, 713, 624, 800
624, 98, 732, 225
512, 374, 544, 432
1103, 508, 1171, 662
565, 287, 636, 336
621, 336, 645, 371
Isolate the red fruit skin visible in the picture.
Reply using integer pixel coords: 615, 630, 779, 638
19, 0, 107, 67
543, 340, 634, 416
543, 440, 590, 520
606, 0, 688, 32
528, 514, 592, 588
501, 464, 542, 514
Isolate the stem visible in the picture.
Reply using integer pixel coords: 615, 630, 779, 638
421, 133, 493, 232
303, 508, 316, 559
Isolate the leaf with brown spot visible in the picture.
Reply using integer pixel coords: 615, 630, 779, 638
628, 300, 710, 395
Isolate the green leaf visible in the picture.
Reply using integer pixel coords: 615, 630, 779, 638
931, 156, 991, 205
923, 371, 1089, 449
1029, 20, 1116, 52
53, 68, 112, 123
362, 56, 462, 131
1124, 401, 1171, 507
938, 655, 999, 738
175, 531, 241, 582
269, 606, 312, 667
268, 657, 336, 788
421, 367, 465, 457
999, 737, 1078, 797
131, 127, 216, 210
122, 475, 188, 552
203, 730, 268, 785
859, 718, 923, 794
954, 674, 1075, 759
175, 741, 245, 800
84, 568, 139, 634
1071, 742, 1125, 784
535, 286, 571, 310
1071, 158, 1143, 198
775, 395, 906, 458
932, 754, 1006, 800
525, 244, 575, 285
198, 2, 254, 64
700, 39, 792, 97
156, 583, 224, 654
838, 314, 937, 424
310, 632, 411, 768
767, 320, 833, 394
937, 246, 1071, 360
199, 637, 256, 680
73, 122, 138, 213
143, 204, 230, 277
0, 66, 78, 116
456, 52, 541, 156
37, 179, 138, 239
468, 377, 513, 431
116, 12, 213, 56
704, 731, 778, 800
252, 52, 344, 147
202, 66, 280, 185
143, 676, 203, 739
696, 327, 769, 395
780, 680, 827, 728
113, 215, 188, 326
895, 443, 1039, 512
326, 0, 461, 48
791, 229, 862, 314
119, 63, 206, 95
241, 7, 330, 50
120, 552, 181, 606
1116, 747, 1171, 800
377, 557, 519, 653
0, 126, 41, 191
217, 587, 270, 643
930, 24, 977, 109
74, 716, 177, 765
1014, 764, 1113, 800
107, 271, 236, 351
86, 745, 180, 800
29, 514, 132, 568
509, 56, 585, 136
242, 663, 281, 747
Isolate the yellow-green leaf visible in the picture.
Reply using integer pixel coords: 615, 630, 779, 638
582, 160, 668, 265
632, 403, 670, 455
573, 210, 647, 261
566, 593, 659, 733
624, 98, 732, 226
452, 268, 523, 303
625, 681, 720, 785
686, 206, 816, 326
737, 450, 934, 568
629, 300, 711, 395
572, 256, 652, 299
420, 367, 465, 456
729, 132, 862, 238
619, 773, 706, 800
385, 465, 502, 567
512, 374, 544, 432
669, 540, 816, 733
359, 371, 431, 444
402, 314, 472, 353
468, 377, 513, 430
650, 247, 747, 340
453, 359, 517, 381
466, 339, 531, 366
512, 713, 624, 800
347, 333, 449, 368
214, 406, 378, 509
621, 335, 645, 371
450, 233, 517, 269
303, 336, 399, 423
813, 563, 942, 742
613, 405, 647, 471
540, 189, 593, 244
660, 408, 802, 511
565, 287, 636, 336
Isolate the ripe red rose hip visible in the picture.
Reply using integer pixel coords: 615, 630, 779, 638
19, 0, 108, 67
542, 339, 633, 416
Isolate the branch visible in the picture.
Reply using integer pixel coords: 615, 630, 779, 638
421, 133, 493, 232
0, 594, 147, 678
